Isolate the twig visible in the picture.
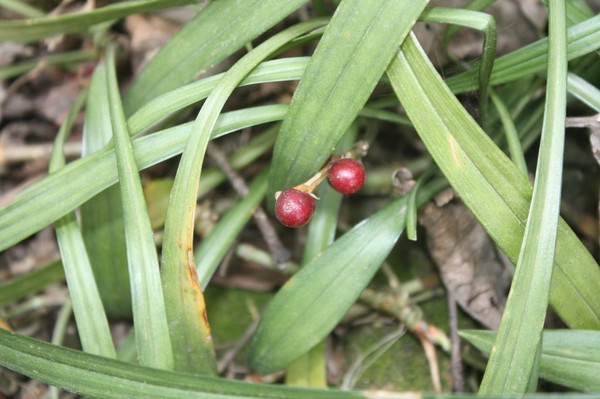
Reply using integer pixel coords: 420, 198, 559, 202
0, 142, 82, 166
206, 142, 290, 267
565, 114, 600, 128
359, 288, 451, 352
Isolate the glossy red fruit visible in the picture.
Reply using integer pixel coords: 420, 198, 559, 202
328, 158, 365, 194
275, 188, 316, 227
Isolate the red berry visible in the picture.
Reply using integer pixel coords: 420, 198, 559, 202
328, 158, 365, 194
275, 188, 316, 227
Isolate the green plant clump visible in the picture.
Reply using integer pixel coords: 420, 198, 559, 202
0, 0, 599, 398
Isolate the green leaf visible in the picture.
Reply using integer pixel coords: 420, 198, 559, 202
442, 0, 495, 46
1, 328, 595, 399
461, 330, 600, 392
388, 34, 600, 329
106, 45, 174, 370
0, 97, 409, 253
123, 0, 310, 115
247, 180, 445, 375
0, 0, 44, 18
479, 2, 567, 392
0, 0, 197, 43
49, 90, 116, 359
268, 0, 427, 203
80, 62, 132, 319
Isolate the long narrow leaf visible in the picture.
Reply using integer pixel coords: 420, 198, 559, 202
285, 128, 356, 387
3, 329, 592, 399
388, 34, 600, 329
106, 45, 173, 370
268, 0, 427, 202
567, 73, 600, 112
0, 49, 97, 80
128, 57, 310, 136
80, 63, 132, 319
0, 0, 197, 43
49, 90, 116, 359
0, 261, 64, 307
479, 1, 567, 392
0, 104, 287, 252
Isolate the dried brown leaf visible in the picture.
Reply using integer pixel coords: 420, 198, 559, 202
419, 201, 511, 329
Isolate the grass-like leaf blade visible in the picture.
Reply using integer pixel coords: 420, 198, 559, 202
0, 0, 197, 43
0, 260, 64, 307
49, 90, 116, 359
80, 63, 132, 319
0, 104, 286, 253
195, 170, 268, 289
106, 45, 174, 369
479, 1, 567, 392
2, 328, 587, 399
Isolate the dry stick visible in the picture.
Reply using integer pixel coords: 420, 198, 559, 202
206, 142, 290, 267
447, 290, 464, 393
565, 114, 600, 128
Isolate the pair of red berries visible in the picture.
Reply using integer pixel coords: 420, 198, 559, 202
275, 158, 365, 228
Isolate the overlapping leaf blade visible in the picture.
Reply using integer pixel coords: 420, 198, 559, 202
268, 0, 428, 201
160, 20, 326, 374
0, 104, 288, 252
388, 34, 600, 329
49, 90, 116, 359
446, 14, 600, 93
106, 45, 174, 370
479, 1, 567, 392
80, 63, 132, 319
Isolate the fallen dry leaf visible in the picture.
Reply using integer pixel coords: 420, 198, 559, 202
419, 200, 511, 329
